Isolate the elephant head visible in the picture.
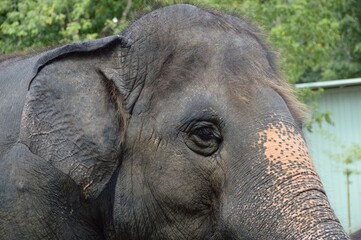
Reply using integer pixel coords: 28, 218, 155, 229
0, 4, 350, 240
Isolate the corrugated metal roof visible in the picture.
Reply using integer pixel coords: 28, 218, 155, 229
296, 78, 361, 89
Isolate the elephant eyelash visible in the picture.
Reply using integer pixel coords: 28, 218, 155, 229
191, 127, 218, 141
188, 122, 221, 138
178, 114, 224, 133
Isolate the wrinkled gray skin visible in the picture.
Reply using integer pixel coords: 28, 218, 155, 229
0, 4, 350, 240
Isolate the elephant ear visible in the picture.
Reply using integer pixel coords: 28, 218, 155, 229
20, 36, 133, 200
28, 36, 130, 87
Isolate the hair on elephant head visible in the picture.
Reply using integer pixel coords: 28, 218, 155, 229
0, 4, 351, 240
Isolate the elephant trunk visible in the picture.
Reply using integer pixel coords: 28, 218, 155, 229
220, 121, 350, 239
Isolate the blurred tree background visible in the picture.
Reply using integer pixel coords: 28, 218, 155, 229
1, 0, 360, 84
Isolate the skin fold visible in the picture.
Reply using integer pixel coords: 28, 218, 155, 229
0, 4, 350, 240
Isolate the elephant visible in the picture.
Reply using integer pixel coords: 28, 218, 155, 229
0, 4, 350, 240
352, 229, 361, 240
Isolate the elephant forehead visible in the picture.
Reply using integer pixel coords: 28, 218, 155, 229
257, 122, 314, 176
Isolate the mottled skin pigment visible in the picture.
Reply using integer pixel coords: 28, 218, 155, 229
255, 121, 340, 239
259, 122, 314, 176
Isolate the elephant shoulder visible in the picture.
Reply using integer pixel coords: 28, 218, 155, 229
0, 143, 103, 239
0, 53, 46, 159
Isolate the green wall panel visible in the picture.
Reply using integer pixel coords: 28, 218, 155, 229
304, 85, 361, 234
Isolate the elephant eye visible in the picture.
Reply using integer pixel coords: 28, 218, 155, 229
184, 122, 222, 156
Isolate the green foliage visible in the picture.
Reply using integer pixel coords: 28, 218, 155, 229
0, 0, 136, 54
321, 0, 361, 81
2, 0, 359, 85
321, 128, 361, 176
297, 87, 333, 132
240, 0, 342, 84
